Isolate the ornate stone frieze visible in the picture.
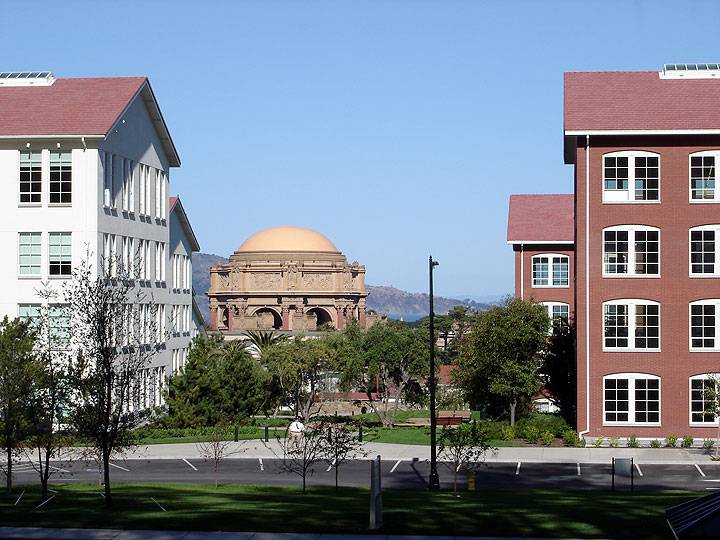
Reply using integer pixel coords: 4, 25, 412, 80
250, 272, 282, 289
302, 272, 332, 290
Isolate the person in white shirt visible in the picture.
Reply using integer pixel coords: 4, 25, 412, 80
288, 417, 305, 449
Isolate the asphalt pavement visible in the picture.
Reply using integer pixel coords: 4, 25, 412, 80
8, 457, 720, 491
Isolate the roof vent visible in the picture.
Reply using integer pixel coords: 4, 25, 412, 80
661, 63, 720, 79
0, 71, 55, 87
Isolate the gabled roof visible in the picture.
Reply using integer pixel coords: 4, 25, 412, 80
507, 194, 574, 245
565, 71, 720, 133
169, 196, 200, 252
0, 76, 180, 166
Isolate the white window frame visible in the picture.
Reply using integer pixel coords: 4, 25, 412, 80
103, 152, 114, 208
139, 164, 146, 215
18, 232, 42, 277
602, 299, 661, 352
689, 299, 720, 351
531, 253, 569, 288
603, 225, 660, 278
19, 149, 43, 205
541, 301, 570, 332
48, 232, 72, 277
689, 150, 720, 203
689, 225, 720, 277
689, 374, 720, 425
154, 168, 161, 219
603, 373, 661, 426
602, 150, 661, 203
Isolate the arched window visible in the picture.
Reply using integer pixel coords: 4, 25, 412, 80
603, 151, 660, 202
531, 254, 569, 288
689, 225, 720, 276
690, 300, 720, 350
603, 373, 660, 425
603, 225, 660, 276
689, 374, 720, 425
603, 299, 660, 350
541, 302, 569, 333
689, 151, 720, 202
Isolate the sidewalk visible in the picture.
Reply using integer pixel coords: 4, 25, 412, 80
0, 528, 605, 540
118, 440, 719, 465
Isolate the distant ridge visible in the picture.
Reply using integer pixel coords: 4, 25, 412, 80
192, 253, 499, 323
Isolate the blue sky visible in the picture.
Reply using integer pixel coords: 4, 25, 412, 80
3, 0, 720, 297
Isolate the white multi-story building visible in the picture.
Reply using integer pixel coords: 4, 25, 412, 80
0, 71, 201, 405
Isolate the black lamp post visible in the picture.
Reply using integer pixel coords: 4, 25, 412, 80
428, 255, 440, 490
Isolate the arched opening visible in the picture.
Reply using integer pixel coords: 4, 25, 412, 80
306, 307, 334, 330
254, 307, 282, 330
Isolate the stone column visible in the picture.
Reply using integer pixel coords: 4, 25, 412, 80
358, 300, 367, 328
336, 306, 345, 330
281, 306, 290, 330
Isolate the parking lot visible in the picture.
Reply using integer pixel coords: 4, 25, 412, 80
8, 458, 720, 491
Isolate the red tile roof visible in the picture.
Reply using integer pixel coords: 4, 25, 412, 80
0, 77, 146, 136
507, 194, 574, 244
565, 71, 720, 132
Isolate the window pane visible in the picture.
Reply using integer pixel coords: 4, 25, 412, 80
635, 304, 660, 349
604, 230, 629, 274
49, 151, 72, 204
605, 378, 630, 422
691, 303, 716, 348
604, 304, 629, 348
635, 156, 660, 200
691, 155, 716, 200
19, 150, 41, 203
604, 156, 629, 191
48, 233, 72, 276
691, 229, 716, 274
18, 232, 41, 276
634, 230, 659, 275
552, 256, 569, 286
532, 257, 549, 286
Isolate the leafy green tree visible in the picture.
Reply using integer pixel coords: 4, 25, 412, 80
262, 336, 335, 421
340, 322, 429, 427
164, 335, 273, 427
439, 422, 495, 494
0, 316, 37, 493
243, 330, 288, 356
456, 298, 549, 426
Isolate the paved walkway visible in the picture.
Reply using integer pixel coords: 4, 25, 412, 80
0, 528, 604, 540
117, 440, 719, 465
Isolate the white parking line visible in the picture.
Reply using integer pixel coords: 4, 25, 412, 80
35, 495, 55, 509
695, 464, 706, 477
109, 463, 130, 472
516, 461, 521, 475
14, 490, 24, 506
577, 463, 581, 476
635, 463, 643, 477
390, 460, 402, 473
702, 479, 720, 482
182, 458, 197, 471
258, 458, 264, 471
151, 497, 166, 512
326, 459, 336, 472
49, 465, 70, 474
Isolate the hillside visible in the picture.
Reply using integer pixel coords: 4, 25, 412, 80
192, 253, 495, 323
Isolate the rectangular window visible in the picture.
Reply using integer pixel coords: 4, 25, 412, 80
18, 232, 41, 276
691, 229, 716, 274
139, 164, 146, 215
691, 155, 715, 200
20, 150, 42, 203
532, 257, 549, 286
691, 378, 717, 423
604, 156, 629, 191
604, 304, 629, 348
103, 152, 113, 208
551, 256, 568, 286
49, 151, 71, 204
129, 161, 135, 212
551, 304, 569, 327
49, 304, 70, 349
155, 169, 161, 218
634, 156, 659, 201
122, 158, 129, 212
634, 304, 660, 349
634, 379, 660, 423
18, 304, 41, 326
604, 231, 629, 274
634, 230, 659, 275
691, 303, 718, 349
604, 378, 629, 422
48, 233, 71, 276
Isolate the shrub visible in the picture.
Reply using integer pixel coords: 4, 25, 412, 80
523, 426, 541, 444
627, 434, 639, 448
703, 439, 716, 450
666, 435, 678, 448
608, 436, 620, 448
576, 437, 587, 448
562, 430, 580, 447
499, 424, 515, 441
540, 431, 554, 446
650, 439, 661, 448
515, 413, 571, 438
591, 436, 605, 448
682, 435, 694, 448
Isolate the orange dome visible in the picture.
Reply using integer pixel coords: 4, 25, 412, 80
237, 227, 339, 253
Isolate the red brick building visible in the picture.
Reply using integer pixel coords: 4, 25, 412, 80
510, 64, 720, 440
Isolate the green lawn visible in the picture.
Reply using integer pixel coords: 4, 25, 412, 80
0, 483, 693, 539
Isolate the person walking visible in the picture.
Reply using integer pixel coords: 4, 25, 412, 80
288, 417, 305, 449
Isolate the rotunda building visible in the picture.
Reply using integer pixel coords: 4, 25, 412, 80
208, 227, 380, 333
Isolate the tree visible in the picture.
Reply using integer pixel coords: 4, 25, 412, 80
701, 374, 720, 459
243, 330, 288, 357
22, 286, 73, 501
0, 317, 37, 494
541, 321, 577, 426
456, 298, 549, 426
64, 255, 161, 506
164, 335, 274, 427
439, 423, 495, 494
275, 420, 328, 493
324, 423, 365, 490
341, 322, 429, 427
197, 424, 234, 488
262, 336, 335, 421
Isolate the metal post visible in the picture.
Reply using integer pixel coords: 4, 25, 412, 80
359, 424, 363, 442
428, 255, 440, 490
264, 425, 269, 442
631, 457, 634, 492
234, 425, 238, 442
611, 458, 615, 492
